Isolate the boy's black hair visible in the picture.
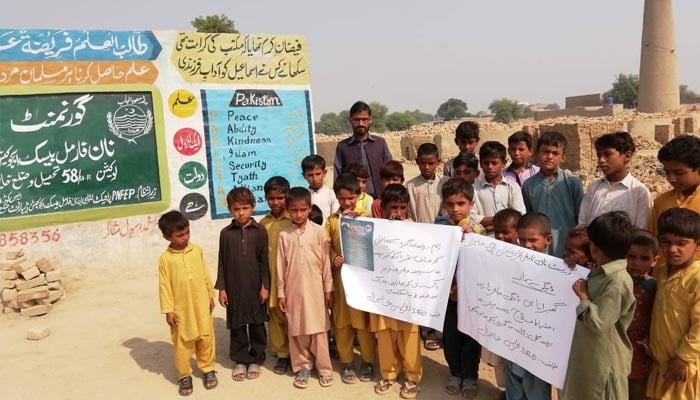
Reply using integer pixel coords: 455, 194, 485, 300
380, 183, 409, 205
517, 212, 551, 235
286, 186, 312, 206
657, 207, 700, 240
350, 101, 372, 117
441, 178, 474, 202
587, 211, 634, 260
416, 142, 439, 158
536, 131, 568, 152
453, 152, 479, 170
455, 121, 480, 141
594, 131, 636, 154
658, 135, 700, 170
380, 160, 404, 180
508, 131, 533, 150
493, 208, 522, 227
479, 141, 507, 162
567, 227, 593, 263
631, 229, 660, 254
333, 173, 361, 194
226, 187, 255, 207
346, 163, 369, 179
158, 210, 189, 237
309, 204, 324, 225
301, 154, 326, 173
264, 176, 290, 195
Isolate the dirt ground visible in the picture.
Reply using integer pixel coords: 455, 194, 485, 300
0, 267, 506, 400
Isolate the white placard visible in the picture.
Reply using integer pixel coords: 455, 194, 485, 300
457, 234, 589, 388
340, 217, 462, 331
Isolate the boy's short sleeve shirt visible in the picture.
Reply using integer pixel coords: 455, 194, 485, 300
503, 163, 540, 186
473, 176, 527, 217
579, 173, 652, 228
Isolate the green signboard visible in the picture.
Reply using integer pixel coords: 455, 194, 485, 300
0, 85, 169, 230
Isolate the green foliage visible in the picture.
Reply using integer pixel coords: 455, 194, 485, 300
314, 112, 343, 135
191, 14, 239, 33
543, 103, 560, 110
368, 102, 388, 132
680, 84, 700, 104
407, 109, 434, 124
386, 112, 417, 131
488, 98, 525, 124
604, 73, 639, 108
436, 98, 468, 121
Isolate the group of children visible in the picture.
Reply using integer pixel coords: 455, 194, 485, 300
157, 119, 700, 400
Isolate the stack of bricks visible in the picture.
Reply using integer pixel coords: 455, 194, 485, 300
1, 250, 64, 317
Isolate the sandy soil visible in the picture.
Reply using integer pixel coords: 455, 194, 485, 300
0, 266, 506, 400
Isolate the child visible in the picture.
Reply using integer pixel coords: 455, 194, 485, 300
649, 135, 700, 262
504, 212, 554, 400
325, 173, 377, 384
503, 131, 539, 186
372, 160, 405, 218
407, 143, 449, 224
647, 207, 700, 400
579, 131, 652, 228
277, 187, 334, 388
562, 226, 595, 271
444, 121, 480, 178
260, 176, 292, 375
451, 152, 480, 184
346, 162, 374, 214
302, 154, 339, 224
522, 131, 584, 258
215, 187, 270, 381
563, 211, 637, 400
371, 184, 423, 398
626, 229, 659, 400
473, 141, 526, 233
487, 208, 522, 399
439, 178, 484, 400
157, 210, 217, 396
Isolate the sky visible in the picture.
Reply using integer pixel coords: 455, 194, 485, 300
3, 0, 699, 117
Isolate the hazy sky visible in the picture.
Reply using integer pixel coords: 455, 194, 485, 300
3, 0, 699, 117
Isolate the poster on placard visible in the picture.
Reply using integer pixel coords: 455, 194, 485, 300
340, 216, 462, 331
456, 234, 589, 388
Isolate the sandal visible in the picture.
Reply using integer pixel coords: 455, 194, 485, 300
319, 373, 334, 387
231, 363, 247, 381
359, 363, 374, 382
273, 357, 290, 375
341, 364, 358, 384
423, 332, 441, 351
246, 363, 261, 379
374, 379, 396, 395
178, 376, 193, 396
400, 381, 419, 399
203, 371, 218, 390
294, 368, 311, 389
445, 376, 461, 396
461, 379, 479, 400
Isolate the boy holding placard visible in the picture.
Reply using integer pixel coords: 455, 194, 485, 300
325, 173, 376, 384
438, 178, 484, 399
371, 183, 422, 399
563, 211, 636, 400
503, 212, 554, 400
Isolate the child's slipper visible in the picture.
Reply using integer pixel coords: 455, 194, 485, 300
273, 357, 290, 375
359, 363, 374, 382
246, 363, 261, 380
178, 376, 193, 396
445, 375, 461, 395
319, 373, 334, 387
461, 378, 479, 400
341, 364, 358, 384
231, 363, 247, 381
374, 379, 396, 395
400, 381, 419, 399
203, 371, 218, 390
294, 368, 310, 389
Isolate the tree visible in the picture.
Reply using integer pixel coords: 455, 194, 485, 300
680, 84, 700, 104
191, 14, 239, 33
488, 98, 523, 124
368, 102, 389, 132
314, 112, 342, 135
543, 103, 560, 110
407, 109, 434, 124
385, 112, 417, 131
436, 98, 468, 121
604, 73, 639, 109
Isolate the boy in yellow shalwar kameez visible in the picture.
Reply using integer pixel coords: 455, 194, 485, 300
325, 173, 377, 384
158, 211, 217, 396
